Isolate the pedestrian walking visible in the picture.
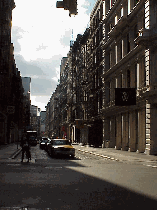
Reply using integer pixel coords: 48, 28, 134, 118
21, 133, 31, 163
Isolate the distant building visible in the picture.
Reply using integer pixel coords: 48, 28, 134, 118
22, 77, 31, 100
30, 105, 38, 116
30, 105, 40, 135
40, 111, 46, 136
22, 77, 31, 129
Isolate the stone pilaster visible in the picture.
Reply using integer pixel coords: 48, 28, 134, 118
122, 113, 129, 151
129, 111, 137, 152
103, 118, 110, 147
116, 114, 122, 150
109, 116, 116, 148
138, 108, 146, 153
145, 103, 157, 155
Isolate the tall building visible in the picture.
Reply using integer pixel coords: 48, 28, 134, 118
59, 57, 68, 138
0, 0, 25, 144
101, 0, 157, 154
30, 105, 40, 135
22, 77, 31, 130
22, 77, 31, 100
40, 111, 46, 136
45, 0, 157, 155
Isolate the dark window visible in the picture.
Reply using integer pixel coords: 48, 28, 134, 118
134, 24, 138, 38
144, 57, 146, 86
127, 70, 130, 88
107, 52, 110, 70
99, 91, 102, 109
134, 24, 138, 47
127, 34, 130, 53
108, 82, 111, 102
120, 74, 122, 88
135, 64, 137, 88
120, 40, 122, 59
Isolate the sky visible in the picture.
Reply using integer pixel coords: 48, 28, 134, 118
11, 0, 96, 111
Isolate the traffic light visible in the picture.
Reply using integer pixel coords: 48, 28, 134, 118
56, 0, 78, 16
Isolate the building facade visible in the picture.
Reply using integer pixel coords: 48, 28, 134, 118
45, 0, 157, 155
59, 57, 69, 139
40, 111, 46, 137
101, 0, 157, 155
30, 105, 41, 135
0, 0, 25, 144
22, 77, 31, 130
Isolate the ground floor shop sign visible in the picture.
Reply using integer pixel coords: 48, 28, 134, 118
115, 88, 136, 106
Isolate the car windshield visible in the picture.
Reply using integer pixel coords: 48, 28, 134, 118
53, 140, 71, 145
29, 136, 36, 140
41, 139, 48, 143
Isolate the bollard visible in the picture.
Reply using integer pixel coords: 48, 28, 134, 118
102, 141, 105, 148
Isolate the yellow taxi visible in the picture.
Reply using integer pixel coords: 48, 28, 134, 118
47, 139, 75, 158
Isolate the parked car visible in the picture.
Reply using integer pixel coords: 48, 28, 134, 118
39, 137, 49, 149
28, 136, 37, 146
37, 136, 42, 144
47, 139, 75, 158
45, 138, 51, 152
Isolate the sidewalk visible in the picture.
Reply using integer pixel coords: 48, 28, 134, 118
73, 144, 157, 167
0, 143, 22, 159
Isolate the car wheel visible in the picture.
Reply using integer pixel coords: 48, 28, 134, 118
48, 148, 51, 156
51, 150, 54, 157
71, 154, 75, 159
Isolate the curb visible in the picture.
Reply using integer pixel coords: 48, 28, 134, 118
77, 149, 119, 161
9, 148, 22, 159
77, 149, 157, 167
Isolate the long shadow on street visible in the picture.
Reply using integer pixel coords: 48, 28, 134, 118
0, 153, 156, 210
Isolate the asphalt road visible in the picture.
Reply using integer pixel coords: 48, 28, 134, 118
0, 145, 157, 210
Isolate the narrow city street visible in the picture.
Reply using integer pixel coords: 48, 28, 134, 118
0, 144, 156, 209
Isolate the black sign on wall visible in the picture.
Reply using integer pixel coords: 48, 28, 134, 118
115, 88, 136, 106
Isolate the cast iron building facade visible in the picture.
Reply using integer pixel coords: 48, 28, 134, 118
101, 0, 157, 155
45, 0, 157, 155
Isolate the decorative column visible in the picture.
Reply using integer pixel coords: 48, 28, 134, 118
102, 118, 110, 147
149, 103, 157, 155
115, 114, 122, 150
122, 113, 129, 151
109, 116, 116, 148
137, 108, 146, 153
145, 102, 157, 155
129, 111, 137, 152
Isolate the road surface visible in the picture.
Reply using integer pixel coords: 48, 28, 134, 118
0, 144, 157, 209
